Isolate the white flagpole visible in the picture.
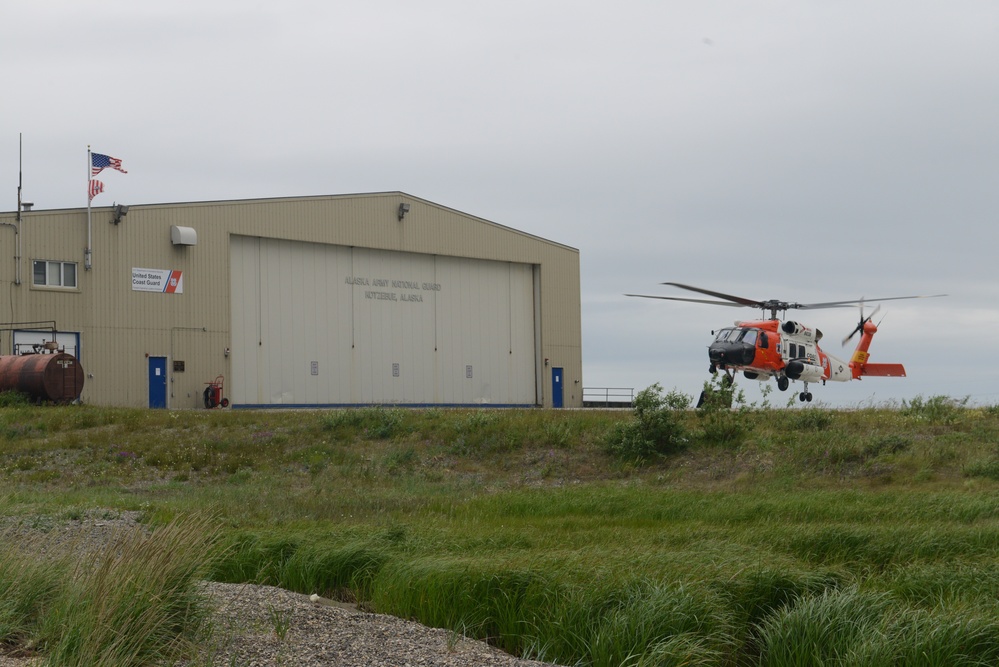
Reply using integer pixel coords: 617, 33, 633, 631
86, 146, 92, 270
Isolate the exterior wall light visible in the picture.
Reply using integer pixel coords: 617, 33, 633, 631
112, 204, 129, 225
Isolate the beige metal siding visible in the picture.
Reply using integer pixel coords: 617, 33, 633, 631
0, 192, 581, 407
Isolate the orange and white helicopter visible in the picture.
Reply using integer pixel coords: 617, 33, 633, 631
627, 282, 945, 402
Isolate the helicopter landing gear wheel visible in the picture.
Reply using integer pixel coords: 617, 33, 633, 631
777, 376, 789, 392
799, 392, 813, 402
721, 373, 733, 387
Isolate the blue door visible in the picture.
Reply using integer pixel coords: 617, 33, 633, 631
148, 356, 167, 408
552, 367, 564, 408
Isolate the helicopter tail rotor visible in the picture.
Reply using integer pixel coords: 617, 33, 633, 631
842, 303, 882, 346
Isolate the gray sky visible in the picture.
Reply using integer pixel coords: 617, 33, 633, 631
3, 1, 997, 407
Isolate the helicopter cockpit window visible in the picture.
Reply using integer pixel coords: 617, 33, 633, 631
759, 332, 768, 348
739, 329, 758, 345
714, 328, 735, 342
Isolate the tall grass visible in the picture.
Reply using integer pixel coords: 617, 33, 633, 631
756, 587, 890, 665
0, 515, 221, 666
757, 587, 999, 667
209, 530, 391, 602
0, 527, 66, 650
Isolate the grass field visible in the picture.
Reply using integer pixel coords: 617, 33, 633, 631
2, 390, 999, 665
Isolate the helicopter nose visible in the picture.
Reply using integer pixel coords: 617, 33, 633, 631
708, 343, 754, 365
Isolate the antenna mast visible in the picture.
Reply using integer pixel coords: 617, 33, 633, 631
17, 135, 21, 223
15, 134, 22, 285
3, 135, 23, 287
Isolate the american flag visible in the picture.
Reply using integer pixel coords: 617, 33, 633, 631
89, 179, 104, 201
91, 153, 127, 175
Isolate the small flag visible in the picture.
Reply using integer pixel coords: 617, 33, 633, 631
89, 179, 104, 201
91, 153, 127, 175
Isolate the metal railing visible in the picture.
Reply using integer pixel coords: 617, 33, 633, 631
582, 387, 634, 408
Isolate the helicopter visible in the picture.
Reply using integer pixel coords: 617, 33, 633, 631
626, 282, 945, 403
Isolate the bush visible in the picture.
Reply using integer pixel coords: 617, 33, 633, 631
697, 376, 750, 445
902, 395, 968, 424
605, 384, 690, 461
0, 391, 30, 408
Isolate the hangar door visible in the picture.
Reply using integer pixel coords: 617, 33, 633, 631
230, 236, 538, 406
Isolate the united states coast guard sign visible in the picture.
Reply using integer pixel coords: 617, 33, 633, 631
132, 268, 184, 293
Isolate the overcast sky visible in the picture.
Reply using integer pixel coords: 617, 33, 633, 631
2, 1, 996, 407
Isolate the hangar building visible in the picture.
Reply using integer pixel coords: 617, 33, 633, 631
0, 193, 582, 408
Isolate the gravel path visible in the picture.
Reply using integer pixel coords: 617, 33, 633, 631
196, 581, 564, 667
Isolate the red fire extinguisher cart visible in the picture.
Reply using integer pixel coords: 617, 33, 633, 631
203, 375, 229, 408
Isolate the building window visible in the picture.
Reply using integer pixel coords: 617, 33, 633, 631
32, 260, 78, 288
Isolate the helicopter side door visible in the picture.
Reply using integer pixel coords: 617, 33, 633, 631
752, 330, 783, 372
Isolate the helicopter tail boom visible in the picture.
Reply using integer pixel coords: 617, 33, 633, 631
847, 320, 906, 379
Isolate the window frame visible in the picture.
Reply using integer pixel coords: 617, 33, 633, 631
32, 259, 79, 289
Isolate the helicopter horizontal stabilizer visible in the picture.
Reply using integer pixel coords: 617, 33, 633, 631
860, 363, 906, 378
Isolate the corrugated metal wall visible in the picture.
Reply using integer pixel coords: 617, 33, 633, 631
0, 192, 582, 407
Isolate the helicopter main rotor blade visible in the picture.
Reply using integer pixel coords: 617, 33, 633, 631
625, 294, 744, 307
660, 283, 762, 308
632, 284, 946, 318
799, 294, 947, 310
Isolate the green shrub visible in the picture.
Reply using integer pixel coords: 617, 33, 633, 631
0, 391, 30, 408
697, 375, 738, 412
902, 395, 968, 424
605, 384, 690, 461
697, 376, 750, 445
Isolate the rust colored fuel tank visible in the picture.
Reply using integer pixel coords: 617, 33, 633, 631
0, 353, 85, 403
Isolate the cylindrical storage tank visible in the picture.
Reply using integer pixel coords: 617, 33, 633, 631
0, 353, 85, 403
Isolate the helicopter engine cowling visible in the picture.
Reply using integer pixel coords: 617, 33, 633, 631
781, 321, 821, 341
784, 359, 824, 382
